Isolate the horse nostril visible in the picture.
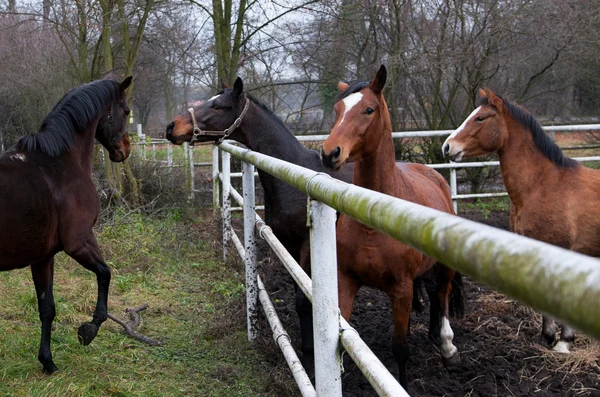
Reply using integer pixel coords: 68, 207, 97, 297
442, 143, 450, 157
331, 146, 341, 162
166, 122, 174, 138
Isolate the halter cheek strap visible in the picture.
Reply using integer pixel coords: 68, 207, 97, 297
188, 94, 250, 146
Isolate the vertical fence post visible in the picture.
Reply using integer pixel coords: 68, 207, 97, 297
550, 130, 556, 141
222, 150, 231, 261
308, 198, 342, 397
450, 168, 458, 214
167, 143, 173, 171
212, 145, 220, 215
243, 161, 257, 341
188, 144, 195, 200
152, 142, 156, 160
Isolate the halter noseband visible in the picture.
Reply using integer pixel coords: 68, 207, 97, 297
187, 94, 250, 146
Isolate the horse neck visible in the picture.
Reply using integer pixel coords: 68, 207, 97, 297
353, 107, 399, 194
67, 120, 99, 174
497, 116, 559, 206
240, 104, 307, 161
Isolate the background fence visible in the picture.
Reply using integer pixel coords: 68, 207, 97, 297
125, 123, 600, 214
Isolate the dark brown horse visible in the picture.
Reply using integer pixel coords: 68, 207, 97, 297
442, 88, 600, 353
0, 73, 132, 373
321, 65, 460, 388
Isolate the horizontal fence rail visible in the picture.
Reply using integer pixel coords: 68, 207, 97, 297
218, 141, 600, 342
122, 123, 600, 213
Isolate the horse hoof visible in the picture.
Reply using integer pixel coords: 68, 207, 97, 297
552, 341, 570, 354
442, 351, 460, 368
77, 322, 99, 345
43, 363, 59, 375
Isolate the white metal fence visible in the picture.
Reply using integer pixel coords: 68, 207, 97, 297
210, 140, 600, 397
129, 123, 600, 213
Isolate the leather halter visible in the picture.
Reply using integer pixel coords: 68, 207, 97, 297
188, 94, 250, 146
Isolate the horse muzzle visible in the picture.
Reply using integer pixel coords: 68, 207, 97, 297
321, 146, 345, 170
442, 142, 464, 162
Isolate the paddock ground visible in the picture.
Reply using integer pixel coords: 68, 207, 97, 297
249, 205, 600, 397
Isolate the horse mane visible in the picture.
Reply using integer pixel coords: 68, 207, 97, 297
479, 95, 578, 168
17, 80, 120, 157
336, 80, 370, 103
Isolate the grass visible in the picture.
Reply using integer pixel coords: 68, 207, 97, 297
459, 197, 511, 219
0, 207, 288, 397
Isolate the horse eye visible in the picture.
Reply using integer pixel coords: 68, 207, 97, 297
365, 108, 374, 115
476, 116, 485, 122
124, 108, 131, 116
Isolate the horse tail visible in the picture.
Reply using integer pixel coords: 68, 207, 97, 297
449, 271, 465, 318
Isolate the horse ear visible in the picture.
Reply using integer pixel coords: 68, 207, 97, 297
233, 77, 243, 99
479, 88, 487, 99
120, 76, 133, 92
103, 70, 116, 80
485, 88, 503, 111
221, 79, 229, 89
338, 82, 349, 93
370, 65, 387, 95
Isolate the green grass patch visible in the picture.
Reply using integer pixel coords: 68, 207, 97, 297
459, 197, 510, 219
0, 208, 288, 397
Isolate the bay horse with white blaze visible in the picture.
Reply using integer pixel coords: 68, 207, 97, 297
442, 88, 600, 353
0, 73, 132, 373
321, 65, 461, 388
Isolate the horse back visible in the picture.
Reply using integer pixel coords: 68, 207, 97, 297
395, 162, 454, 215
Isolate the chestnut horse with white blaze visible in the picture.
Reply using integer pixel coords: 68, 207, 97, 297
442, 88, 600, 353
321, 65, 461, 388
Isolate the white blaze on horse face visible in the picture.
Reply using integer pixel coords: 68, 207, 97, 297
208, 94, 221, 102
440, 316, 458, 359
338, 93, 363, 127
442, 106, 482, 158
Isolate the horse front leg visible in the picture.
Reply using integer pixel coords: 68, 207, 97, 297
390, 280, 413, 389
65, 236, 111, 345
554, 323, 574, 354
31, 258, 58, 374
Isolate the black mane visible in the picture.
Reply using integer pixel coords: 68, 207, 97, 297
17, 80, 120, 157
336, 80, 370, 103
479, 95, 578, 168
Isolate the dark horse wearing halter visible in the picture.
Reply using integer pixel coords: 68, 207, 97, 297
0, 73, 132, 373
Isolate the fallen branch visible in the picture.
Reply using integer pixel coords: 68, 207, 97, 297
108, 303, 162, 346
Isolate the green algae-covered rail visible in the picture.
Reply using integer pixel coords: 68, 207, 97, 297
218, 141, 600, 339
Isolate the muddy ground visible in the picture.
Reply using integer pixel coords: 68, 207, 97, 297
237, 206, 600, 397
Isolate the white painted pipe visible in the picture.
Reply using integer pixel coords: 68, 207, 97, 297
258, 276, 317, 397
308, 199, 342, 397
212, 146, 220, 213
243, 162, 258, 341
221, 150, 231, 261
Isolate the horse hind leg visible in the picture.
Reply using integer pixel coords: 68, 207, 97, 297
436, 264, 460, 367
553, 323, 574, 354
541, 315, 557, 347
31, 258, 58, 374
65, 237, 111, 345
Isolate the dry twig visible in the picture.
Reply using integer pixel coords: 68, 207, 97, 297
108, 303, 162, 346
